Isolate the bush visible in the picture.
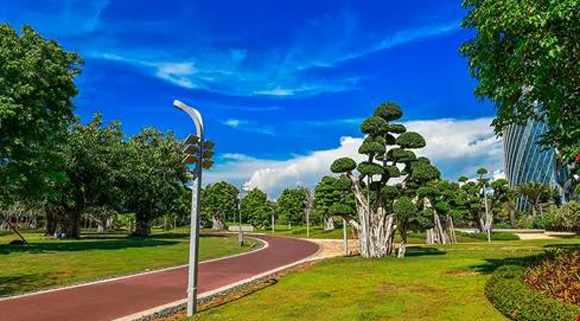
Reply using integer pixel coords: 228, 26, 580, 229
456, 231, 520, 241
532, 202, 580, 231
494, 222, 512, 229
524, 250, 580, 305
486, 265, 580, 321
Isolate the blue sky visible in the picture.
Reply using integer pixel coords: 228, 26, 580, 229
0, 0, 504, 197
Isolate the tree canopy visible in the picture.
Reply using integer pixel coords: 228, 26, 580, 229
241, 188, 273, 228
0, 24, 82, 204
276, 187, 309, 226
201, 181, 239, 230
460, 0, 580, 162
121, 127, 187, 236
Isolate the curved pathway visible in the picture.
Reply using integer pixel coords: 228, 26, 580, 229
0, 235, 319, 321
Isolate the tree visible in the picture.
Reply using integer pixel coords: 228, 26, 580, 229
201, 181, 238, 230
241, 188, 274, 228
313, 176, 338, 230
515, 182, 552, 217
85, 206, 117, 234
276, 187, 309, 227
460, 0, 580, 164
477, 167, 493, 241
330, 102, 441, 258
46, 114, 125, 238
419, 179, 462, 245
0, 24, 81, 206
122, 127, 187, 236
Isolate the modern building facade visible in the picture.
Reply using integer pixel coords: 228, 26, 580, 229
503, 119, 568, 210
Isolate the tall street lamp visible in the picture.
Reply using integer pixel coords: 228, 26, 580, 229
173, 100, 214, 317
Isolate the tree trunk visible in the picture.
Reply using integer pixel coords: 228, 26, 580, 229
62, 207, 81, 238
447, 215, 457, 244
398, 224, 407, 258
356, 207, 396, 258
211, 215, 226, 230
509, 202, 517, 228
134, 212, 151, 236
323, 216, 335, 230
432, 211, 449, 244
45, 208, 59, 236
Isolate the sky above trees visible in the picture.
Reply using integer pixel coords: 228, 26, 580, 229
0, 0, 504, 197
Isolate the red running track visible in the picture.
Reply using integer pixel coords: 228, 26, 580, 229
0, 235, 318, 321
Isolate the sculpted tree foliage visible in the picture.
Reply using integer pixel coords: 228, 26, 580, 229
276, 187, 309, 227
515, 182, 552, 217
461, 0, 580, 163
314, 176, 338, 230
0, 24, 81, 205
201, 181, 238, 230
46, 114, 125, 238
330, 102, 441, 258
241, 188, 274, 228
122, 127, 187, 236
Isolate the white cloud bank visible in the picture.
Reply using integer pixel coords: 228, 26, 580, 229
205, 117, 504, 198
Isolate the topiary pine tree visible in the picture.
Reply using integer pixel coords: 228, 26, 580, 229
330, 102, 440, 258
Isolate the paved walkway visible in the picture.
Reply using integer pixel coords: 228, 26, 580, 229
0, 235, 319, 321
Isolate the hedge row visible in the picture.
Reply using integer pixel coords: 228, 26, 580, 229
486, 265, 580, 321
458, 231, 520, 241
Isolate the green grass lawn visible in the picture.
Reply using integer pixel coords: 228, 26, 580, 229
0, 230, 259, 297
181, 237, 580, 321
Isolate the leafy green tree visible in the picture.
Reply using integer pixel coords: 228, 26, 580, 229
276, 187, 309, 227
121, 127, 187, 236
460, 0, 580, 163
201, 181, 239, 230
313, 176, 338, 230
0, 24, 82, 206
330, 102, 441, 258
515, 182, 552, 217
241, 188, 273, 228
46, 114, 125, 238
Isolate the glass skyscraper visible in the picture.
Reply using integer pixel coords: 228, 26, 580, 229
503, 119, 568, 210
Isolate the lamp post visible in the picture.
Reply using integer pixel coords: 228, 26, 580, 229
173, 100, 214, 317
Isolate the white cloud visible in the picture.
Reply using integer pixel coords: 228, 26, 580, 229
205, 117, 504, 198
221, 119, 274, 136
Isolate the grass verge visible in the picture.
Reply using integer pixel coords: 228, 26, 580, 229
169, 238, 580, 321
0, 230, 259, 297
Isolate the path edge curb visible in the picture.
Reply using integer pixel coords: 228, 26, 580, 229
113, 239, 326, 321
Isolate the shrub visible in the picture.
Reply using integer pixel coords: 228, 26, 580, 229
524, 250, 580, 305
533, 202, 580, 231
494, 222, 512, 229
486, 265, 580, 321
456, 231, 520, 241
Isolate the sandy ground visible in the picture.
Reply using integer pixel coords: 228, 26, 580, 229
305, 238, 359, 259
515, 233, 555, 240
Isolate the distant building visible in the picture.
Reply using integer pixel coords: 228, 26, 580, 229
503, 119, 569, 210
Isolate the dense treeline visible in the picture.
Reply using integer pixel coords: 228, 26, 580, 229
0, 24, 188, 238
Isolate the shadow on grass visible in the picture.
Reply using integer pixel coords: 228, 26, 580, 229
0, 238, 180, 255
468, 243, 580, 274
405, 246, 447, 257
0, 272, 59, 297
544, 243, 580, 250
